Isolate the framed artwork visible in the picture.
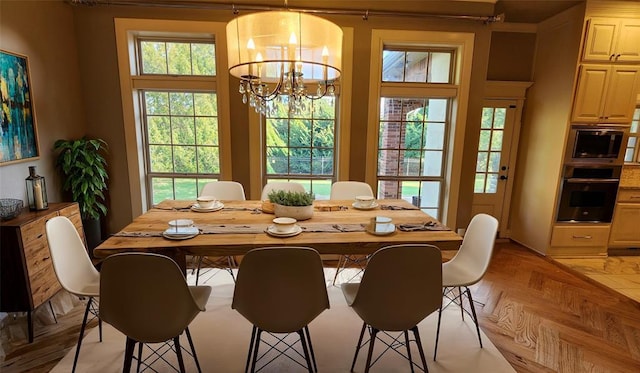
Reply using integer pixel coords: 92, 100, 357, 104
0, 49, 40, 165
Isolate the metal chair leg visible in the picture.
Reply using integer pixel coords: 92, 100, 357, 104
173, 336, 186, 373
245, 326, 257, 373
303, 326, 318, 372
465, 287, 483, 348
123, 337, 136, 373
185, 327, 202, 373
48, 301, 57, 323
404, 330, 414, 373
297, 329, 314, 373
72, 297, 93, 373
412, 326, 429, 372
351, 322, 367, 372
136, 342, 143, 372
434, 306, 443, 361
364, 328, 378, 373
250, 329, 263, 373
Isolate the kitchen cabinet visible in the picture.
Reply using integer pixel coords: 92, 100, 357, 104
548, 224, 610, 257
0, 202, 85, 343
582, 17, 640, 62
609, 189, 640, 248
571, 64, 640, 123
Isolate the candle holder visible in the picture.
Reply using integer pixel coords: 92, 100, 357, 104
25, 166, 48, 211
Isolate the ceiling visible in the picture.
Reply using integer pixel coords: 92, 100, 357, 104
70, 0, 586, 23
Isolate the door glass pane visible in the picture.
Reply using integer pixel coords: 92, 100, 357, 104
475, 106, 506, 194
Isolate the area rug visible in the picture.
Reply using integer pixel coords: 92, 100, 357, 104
51, 270, 515, 372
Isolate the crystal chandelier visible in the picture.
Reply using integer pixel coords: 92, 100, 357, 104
227, 11, 343, 115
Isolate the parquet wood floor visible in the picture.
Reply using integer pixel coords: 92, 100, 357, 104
2, 241, 640, 372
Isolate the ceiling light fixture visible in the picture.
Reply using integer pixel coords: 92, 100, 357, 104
226, 10, 342, 115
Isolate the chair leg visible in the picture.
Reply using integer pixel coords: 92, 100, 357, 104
245, 326, 257, 373
465, 287, 483, 348
227, 256, 237, 282
412, 326, 428, 373
123, 337, 136, 373
72, 297, 93, 373
434, 306, 443, 361
174, 336, 186, 373
195, 256, 204, 285
332, 255, 345, 286
185, 327, 202, 373
351, 322, 367, 372
404, 330, 414, 373
297, 329, 314, 373
250, 328, 263, 373
364, 328, 378, 373
48, 301, 58, 323
136, 343, 143, 373
458, 287, 464, 320
303, 326, 318, 372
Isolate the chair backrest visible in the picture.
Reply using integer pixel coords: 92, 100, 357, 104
45, 216, 100, 296
261, 182, 306, 201
232, 247, 329, 333
330, 181, 374, 200
200, 181, 246, 200
349, 244, 442, 331
447, 213, 499, 285
99, 252, 207, 343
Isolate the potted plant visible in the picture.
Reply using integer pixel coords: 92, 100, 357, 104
268, 190, 315, 220
54, 137, 109, 251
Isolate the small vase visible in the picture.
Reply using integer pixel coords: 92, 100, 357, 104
273, 204, 314, 221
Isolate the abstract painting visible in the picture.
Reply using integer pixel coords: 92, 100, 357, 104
1, 49, 39, 165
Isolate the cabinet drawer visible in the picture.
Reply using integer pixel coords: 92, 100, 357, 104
28, 265, 61, 308
551, 225, 610, 247
617, 189, 640, 203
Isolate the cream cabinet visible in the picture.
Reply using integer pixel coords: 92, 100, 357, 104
582, 18, 640, 62
609, 189, 640, 248
571, 64, 640, 123
549, 224, 610, 257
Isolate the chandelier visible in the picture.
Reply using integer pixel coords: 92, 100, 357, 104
227, 11, 343, 115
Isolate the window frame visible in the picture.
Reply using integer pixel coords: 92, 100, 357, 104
365, 29, 475, 227
626, 106, 640, 163
115, 19, 232, 216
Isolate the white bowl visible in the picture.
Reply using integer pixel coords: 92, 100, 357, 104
168, 219, 194, 228
272, 217, 297, 233
355, 195, 375, 207
196, 196, 217, 209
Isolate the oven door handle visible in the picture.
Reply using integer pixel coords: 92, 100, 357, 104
565, 178, 620, 183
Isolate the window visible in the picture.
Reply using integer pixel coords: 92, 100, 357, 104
375, 45, 455, 219
116, 20, 231, 214
264, 95, 337, 199
625, 107, 640, 163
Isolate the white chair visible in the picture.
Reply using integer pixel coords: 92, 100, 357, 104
330, 181, 374, 200
45, 216, 102, 373
200, 181, 246, 200
342, 244, 442, 372
261, 181, 306, 201
330, 181, 375, 285
100, 252, 211, 372
194, 181, 246, 285
433, 213, 499, 359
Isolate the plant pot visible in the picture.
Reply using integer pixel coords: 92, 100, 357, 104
273, 204, 314, 221
82, 217, 102, 257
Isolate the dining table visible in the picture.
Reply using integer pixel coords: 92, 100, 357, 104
93, 199, 463, 272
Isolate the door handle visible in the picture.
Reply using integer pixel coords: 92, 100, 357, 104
499, 175, 508, 180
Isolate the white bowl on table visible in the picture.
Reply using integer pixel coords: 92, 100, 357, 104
354, 195, 375, 208
272, 217, 297, 234
196, 196, 217, 209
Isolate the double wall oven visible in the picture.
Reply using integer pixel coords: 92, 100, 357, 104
557, 124, 629, 223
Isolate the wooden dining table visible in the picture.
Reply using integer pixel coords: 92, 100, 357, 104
94, 199, 462, 271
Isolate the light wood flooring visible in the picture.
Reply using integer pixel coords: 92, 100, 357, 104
2, 241, 640, 372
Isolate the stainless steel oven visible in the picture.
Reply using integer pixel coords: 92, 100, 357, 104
565, 125, 629, 165
557, 165, 621, 222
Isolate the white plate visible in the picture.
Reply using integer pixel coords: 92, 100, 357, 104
164, 226, 199, 236
168, 219, 194, 228
366, 223, 396, 236
266, 224, 303, 237
162, 232, 198, 240
191, 201, 224, 212
352, 201, 379, 210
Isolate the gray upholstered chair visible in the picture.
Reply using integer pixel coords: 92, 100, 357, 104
434, 213, 498, 359
342, 244, 442, 373
194, 180, 247, 284
99, 252, 211, 373
232, 247, 329, 373
45, 216, 102, 373
329, 181, 375, 285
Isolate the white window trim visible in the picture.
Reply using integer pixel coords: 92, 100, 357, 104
247, 27, 354, 200
365, 29, 475, 228
115, 18, 232, 218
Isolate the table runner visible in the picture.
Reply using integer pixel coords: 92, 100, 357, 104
113, 223, 370, 237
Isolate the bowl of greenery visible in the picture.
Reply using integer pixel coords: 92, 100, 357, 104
267, 190, 315, 220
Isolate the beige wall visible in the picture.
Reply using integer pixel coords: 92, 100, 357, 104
0, 0, 86, 209
3, 1, 532, 234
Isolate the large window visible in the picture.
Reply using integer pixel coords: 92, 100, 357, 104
375, 46, 455, 219
625, 107, 640, 163
263, 93, 338, 200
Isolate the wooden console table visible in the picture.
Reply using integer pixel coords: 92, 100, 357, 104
0, 202, 85, 343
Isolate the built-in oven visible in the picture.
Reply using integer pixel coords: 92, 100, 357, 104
565, 124, 629, 165
557, 165, 621, 222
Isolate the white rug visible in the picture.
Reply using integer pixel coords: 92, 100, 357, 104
51, 269, 515, 372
